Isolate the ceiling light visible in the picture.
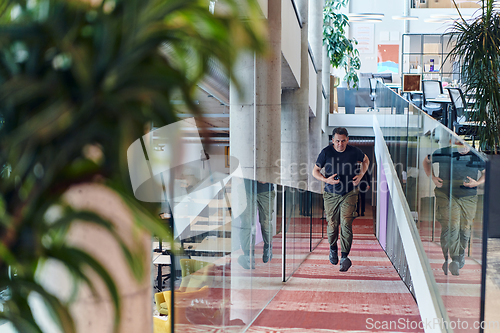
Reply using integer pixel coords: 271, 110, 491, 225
349, 13, 385, 18
392, 15, 418, 20
430, 13, 471, 19
349, 17, 383, 22
424, 18, 453, 23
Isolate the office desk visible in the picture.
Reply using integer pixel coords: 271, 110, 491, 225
153, 253, 171, 291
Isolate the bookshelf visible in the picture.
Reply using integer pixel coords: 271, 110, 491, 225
401, 33, 460, 84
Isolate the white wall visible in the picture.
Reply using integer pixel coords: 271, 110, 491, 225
349, 0, 405, 81
409, 8, 480, 34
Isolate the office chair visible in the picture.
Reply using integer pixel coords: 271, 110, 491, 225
422, 80, 444, 119
447, 87, 477, 142
367, 78, 380, 112
447, 87, 466, 123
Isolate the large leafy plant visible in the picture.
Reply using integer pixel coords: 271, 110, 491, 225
448, 0, 500, 153
323, 0, 361, 89
0, 0, 265, 332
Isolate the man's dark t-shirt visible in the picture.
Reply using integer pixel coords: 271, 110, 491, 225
431, 147, 484, 198
315, 144, 365, 195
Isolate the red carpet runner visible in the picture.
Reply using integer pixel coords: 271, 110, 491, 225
248, 217, 422, 332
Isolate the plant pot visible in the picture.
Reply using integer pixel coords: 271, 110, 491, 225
486, 154, 500, 238
345, 89, 355, 114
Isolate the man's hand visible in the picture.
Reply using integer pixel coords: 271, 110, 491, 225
352, 174, 363, 186
463, 176, 479, 188
432, 175, 443, 188
325, 174, 340, 185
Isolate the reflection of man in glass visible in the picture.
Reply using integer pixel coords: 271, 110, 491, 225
357, 172, 371, 217
423, 141, 485, 276
238, 179, 276, 269
312, 127, 369, 272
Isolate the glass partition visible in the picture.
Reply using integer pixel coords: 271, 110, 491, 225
144, 121, 326, 332
311, 192, 324, 250
374, 83, 488, 331
283, 188, 324, 281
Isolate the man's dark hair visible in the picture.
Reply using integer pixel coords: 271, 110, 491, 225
332, 127, 349, 137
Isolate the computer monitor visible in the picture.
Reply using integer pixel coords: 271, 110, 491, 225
402, 74, 422, 93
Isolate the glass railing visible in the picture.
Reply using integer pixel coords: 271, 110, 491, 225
373, 82, 488, 332
283, 187, 324, 280
139, 120, 325, 332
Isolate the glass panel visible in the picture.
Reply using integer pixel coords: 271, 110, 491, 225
374, 83, 488, 331
286, 187, 297, 279
150, 135, 285, 333
311, 192, 324, 249
283, 186, 313, 280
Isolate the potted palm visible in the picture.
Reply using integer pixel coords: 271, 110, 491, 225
447, 0, 500, 234
323, 0, 361, 114
0, 0, 265, 331
448, 0, 500, 153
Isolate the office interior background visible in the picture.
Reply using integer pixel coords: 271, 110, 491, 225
1, 0, 500, 332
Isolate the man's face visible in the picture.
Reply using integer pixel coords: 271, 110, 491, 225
332, 134, 348, 152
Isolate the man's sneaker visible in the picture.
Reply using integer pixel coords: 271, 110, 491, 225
458, 253, 465, 269
449, 260, 459, 276
329, 246, 338, 265
238, 255, 255, 270
442, 261, 448, 275
263, 245, 273, 263
339, 257, 352, 272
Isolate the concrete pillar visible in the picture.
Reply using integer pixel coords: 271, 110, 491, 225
230, 2, 281, 184
322, 44, 331, 148
230, 52, 255, 180
308, 0, 325, 193
36, 183, 152, 333
281, 0, 309, 191
255, 0, 282, 184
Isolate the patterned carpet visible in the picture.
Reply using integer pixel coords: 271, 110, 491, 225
248, 217, 423, 332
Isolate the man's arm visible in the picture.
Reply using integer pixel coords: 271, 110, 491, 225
353, 154, 369, 186
422, 155, 432, 177
423, 154, 443, 188
312, 165, 339, 185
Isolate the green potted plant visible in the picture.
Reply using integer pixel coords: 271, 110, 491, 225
0, 0, 265, 332
448, 0, 500, 153
323, 0, 361, 114
447, 0, 500, 237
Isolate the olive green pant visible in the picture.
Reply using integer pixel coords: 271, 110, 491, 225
324, 189, 359, 255
239, 190, 276, 256
435, 190, 478, 259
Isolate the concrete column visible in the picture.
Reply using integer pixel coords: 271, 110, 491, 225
230, 53, 255, 180
281, 0, 309, 191
36, 184, 152, 333
308, 0, 325, 193
255, 0, 282, 184
322, 44, 331, 148
230, 2, 282, 184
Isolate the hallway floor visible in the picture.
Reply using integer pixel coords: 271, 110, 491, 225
248, 217, 422, 332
